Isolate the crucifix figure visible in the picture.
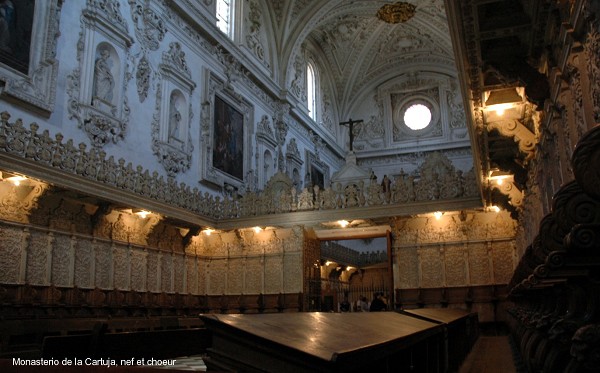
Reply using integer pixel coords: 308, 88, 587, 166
339, 118, 364, 152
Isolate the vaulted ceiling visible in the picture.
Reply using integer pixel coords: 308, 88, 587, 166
260, 0, 548, 214
265, 0, 453, 117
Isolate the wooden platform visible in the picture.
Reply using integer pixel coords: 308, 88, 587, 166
200, 312, 445, 373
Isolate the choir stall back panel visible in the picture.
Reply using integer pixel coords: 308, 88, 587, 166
199, 312, 445, 373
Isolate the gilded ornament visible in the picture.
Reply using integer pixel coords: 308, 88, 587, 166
377, 2, 416, 24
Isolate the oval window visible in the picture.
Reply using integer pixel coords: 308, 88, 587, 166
403, 104, 432, 130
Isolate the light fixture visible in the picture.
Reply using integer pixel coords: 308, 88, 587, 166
346, 266, 354, 271
488, 170, 512, 186
433, 211, 443, 220
325, 261, 332, 266
6, 175, 27, 186
489, 206, 501, 213
338, 220, 349, 228
253, 226, 263, 233
484, 88, 523, 117
133, 209, 151, 218
203, 228, 215, 236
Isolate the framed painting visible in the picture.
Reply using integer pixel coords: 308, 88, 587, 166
213, 95, 244, 180
201, 69, 254, 190
305, 150, 329, 190
0, 0, 61, 114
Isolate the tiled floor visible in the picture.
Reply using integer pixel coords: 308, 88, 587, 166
459, 336, 519, 373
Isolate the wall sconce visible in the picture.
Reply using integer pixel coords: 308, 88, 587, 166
488, 170, 513, 186
487, 205, 501, 213
5, 175, 27, 186
338, 220, 349, 228
484, 88, 523, 117
433, 211, 443, 220
133, 209, 151, 218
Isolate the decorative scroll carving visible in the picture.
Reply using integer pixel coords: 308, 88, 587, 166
129, 0, 166, 51
151, 42, 196, 176
67, 0, 134, 148
245, 0, 268, 67
486, 119, 536, 159
2, 113, 479, 222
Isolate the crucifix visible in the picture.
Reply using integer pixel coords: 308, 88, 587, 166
339, 118, 363, 152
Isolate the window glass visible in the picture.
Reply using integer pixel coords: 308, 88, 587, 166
307, 63, 317, 120
216, 0, 232, 37
404, 103, 431, 130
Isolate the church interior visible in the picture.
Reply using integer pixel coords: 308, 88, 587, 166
0, 0, 599, 372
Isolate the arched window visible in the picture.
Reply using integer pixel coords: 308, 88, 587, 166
306, 62, 317, 121
216, 0, 234, 38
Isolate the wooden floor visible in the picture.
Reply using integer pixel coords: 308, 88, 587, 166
459, 336, 519, 373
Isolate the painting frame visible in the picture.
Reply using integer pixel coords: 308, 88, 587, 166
200, 69, 254, 190
305, 150, 329, 190
0, 0, 62, 114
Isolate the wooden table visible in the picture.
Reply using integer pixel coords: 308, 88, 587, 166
400, 308, 479, 372
200, 312, 445, 373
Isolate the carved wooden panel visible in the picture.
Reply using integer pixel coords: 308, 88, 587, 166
444, 245, 467, 286
245, 257, 263, 294
395, 247, 419, 288
160, 253, 173, 293
492, 242, 514, 284
173, 254, 185, 293
130, 249, 147, 292
95, 241, 112, 289
228, 260, 244, 294
264, 256, 283, 293
26, 231, 50, 285
468, 243, 490, 285
186, 256, 199, 294
284, 252, 302, 293
0, 226, 24, 284
419, 247, 443, 288
208, 259, 226, 295
145, 250, 159, 293
113, 245, 130, 290
51, 235, 72, 287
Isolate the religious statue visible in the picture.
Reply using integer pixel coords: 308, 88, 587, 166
92, 48, 115, 103
168, 95, 182, 145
